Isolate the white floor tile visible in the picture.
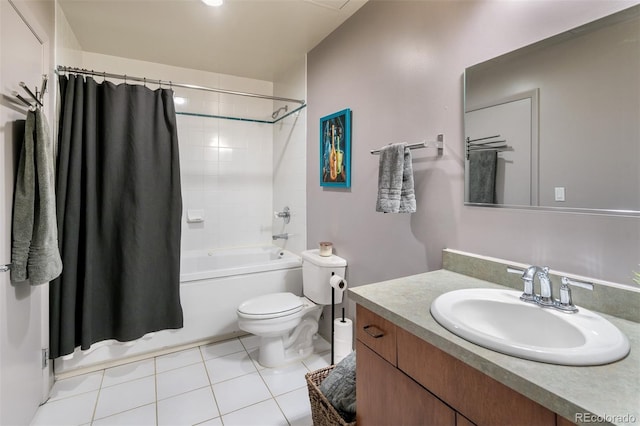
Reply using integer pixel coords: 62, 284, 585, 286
48, 371, 103, 402
30, 390, 98, 426
276, 387, 313, 426
156, 362, 210, 400
221, 399, 288, 426
157, 387, 219, 426
35, 334, 333, 426
94, 375, 156, 420
200, 339, 245, 360
92, 403, 156, 426
302, 351, 331, 372
102, 359, 155, 388
155, 347, 203, 373
212, 372, 271, 415
204, 351, 257, 384
194, 418, 223, 426
259, 362, 308, 396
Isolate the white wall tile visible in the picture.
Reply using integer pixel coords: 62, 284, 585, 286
80, 52, 302, 255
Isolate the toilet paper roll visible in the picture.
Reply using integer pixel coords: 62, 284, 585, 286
334, 318, 353, 362
329, 274, 347, 292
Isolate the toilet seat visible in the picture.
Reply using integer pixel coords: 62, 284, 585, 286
237, 292, 303, 320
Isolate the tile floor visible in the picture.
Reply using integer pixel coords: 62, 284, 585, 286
31, 335, 332, 426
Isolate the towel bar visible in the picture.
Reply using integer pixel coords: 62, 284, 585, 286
0, 264, 12, 273
371, 134, 444, 155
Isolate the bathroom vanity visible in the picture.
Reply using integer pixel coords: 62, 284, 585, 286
349, 251, 640, 426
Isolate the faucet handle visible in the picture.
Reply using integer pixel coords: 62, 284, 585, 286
507, 266, 536, 302
556, 277, 594, 313
506, 266, 525, 275
560, 276, 594, 291
274, 206, 291, 224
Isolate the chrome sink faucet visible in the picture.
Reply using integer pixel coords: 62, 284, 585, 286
508, 266, 593, 313
508, 265, 553, 305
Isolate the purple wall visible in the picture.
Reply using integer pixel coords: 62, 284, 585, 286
307, 1, 640, 290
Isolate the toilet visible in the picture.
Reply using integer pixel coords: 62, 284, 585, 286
237, 249, 347, 368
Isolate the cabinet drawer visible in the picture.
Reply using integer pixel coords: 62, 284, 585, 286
356, 305, 397, 365
397, 328, 555, 426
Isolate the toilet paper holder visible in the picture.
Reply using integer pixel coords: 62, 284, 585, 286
330, 272, 350, 364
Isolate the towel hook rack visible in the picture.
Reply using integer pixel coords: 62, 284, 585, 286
465, 135, 511, 159
13, 75, 48, 110
371, 134, 444, 156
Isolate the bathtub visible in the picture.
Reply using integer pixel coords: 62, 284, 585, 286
54, 246, 303, 376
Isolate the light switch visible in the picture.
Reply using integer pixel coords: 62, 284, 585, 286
554, 187, 565, 202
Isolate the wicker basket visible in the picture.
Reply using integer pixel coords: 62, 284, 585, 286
305, 365, 356, 426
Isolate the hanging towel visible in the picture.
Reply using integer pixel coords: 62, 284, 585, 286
376, 143, 416, 213
11, 108, 63, 285
468, 150, 497, 204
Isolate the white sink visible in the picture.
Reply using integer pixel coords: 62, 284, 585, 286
430, 288, 630, 365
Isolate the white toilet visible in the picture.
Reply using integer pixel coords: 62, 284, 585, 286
237, 250, 347, 368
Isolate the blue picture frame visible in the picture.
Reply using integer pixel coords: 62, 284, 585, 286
319, 108, 351, 188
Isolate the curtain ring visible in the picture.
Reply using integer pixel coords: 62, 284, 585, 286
159, 80, 162, 89
144, 77, 147, 87
124, 74, 127, 84
103, 71, 106, 83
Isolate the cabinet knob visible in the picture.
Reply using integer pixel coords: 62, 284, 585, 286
363, 324, 385, 338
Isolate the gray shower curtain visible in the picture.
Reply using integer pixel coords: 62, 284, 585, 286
50, 74, 183, 359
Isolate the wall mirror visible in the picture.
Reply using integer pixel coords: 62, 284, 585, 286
464, 5, 639, 214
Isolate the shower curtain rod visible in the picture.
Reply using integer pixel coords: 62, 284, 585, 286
57, 66, 306, 105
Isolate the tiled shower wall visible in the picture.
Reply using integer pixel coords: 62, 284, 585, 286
80, 52, 278, 253
177, 113, 274, 251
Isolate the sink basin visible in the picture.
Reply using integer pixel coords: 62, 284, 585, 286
430, 288, 630, 365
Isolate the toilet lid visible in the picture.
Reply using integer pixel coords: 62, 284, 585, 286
237, 292, 303, 319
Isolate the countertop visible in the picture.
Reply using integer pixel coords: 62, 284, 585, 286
348, 270, 640, 426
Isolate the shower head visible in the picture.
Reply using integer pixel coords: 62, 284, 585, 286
271, 105, 288, 120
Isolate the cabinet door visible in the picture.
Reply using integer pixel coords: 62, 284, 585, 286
397, 328, 555, 426
356, 341, 455, 426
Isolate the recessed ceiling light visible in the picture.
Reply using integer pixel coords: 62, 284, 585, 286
202, 0, 223, 6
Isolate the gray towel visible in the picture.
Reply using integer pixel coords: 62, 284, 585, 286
468, 150, 497, 204
319, 351, 356, 422
11, 108, 63, 285
376, 143, 416, 213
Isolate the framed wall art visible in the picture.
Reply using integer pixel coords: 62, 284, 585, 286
319, 108, 351, 188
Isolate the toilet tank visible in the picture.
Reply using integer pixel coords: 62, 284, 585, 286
301, 250, 347, 305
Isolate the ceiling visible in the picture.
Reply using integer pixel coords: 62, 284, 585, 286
58, 0, 368, 82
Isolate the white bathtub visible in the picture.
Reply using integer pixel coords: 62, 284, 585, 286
180, 246, 301, 282
54, 246, 303, 376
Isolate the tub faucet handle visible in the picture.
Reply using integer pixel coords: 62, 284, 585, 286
274, 206, 290, 224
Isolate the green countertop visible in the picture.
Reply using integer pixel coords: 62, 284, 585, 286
348, 270, 640, 426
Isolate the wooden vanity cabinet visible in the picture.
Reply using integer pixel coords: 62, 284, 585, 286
356, 304, 566, 426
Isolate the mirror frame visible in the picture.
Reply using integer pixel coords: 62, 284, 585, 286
463, 5, 640, 217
